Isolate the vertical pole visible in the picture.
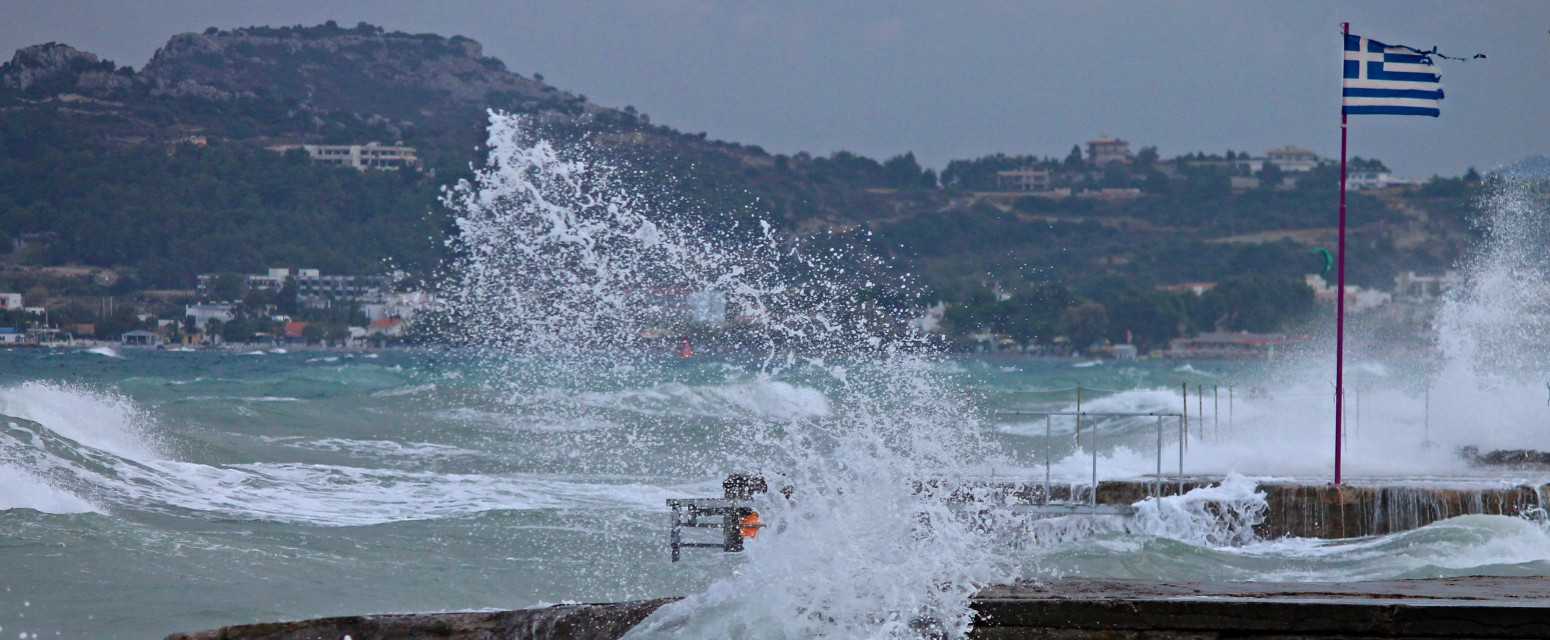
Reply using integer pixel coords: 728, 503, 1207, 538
1229, 387, 1234, 433
1091, 415, 1098, 508
1197, 384, 1204, 441
1075, 383, 1083, 448
1155, 415, 1164, 499
1181, 382, 1188, 448
1334, 21, 1351, 486
1178, 415, 1185, 495
1045, 415, 1052, 504
670, 505, 682, 562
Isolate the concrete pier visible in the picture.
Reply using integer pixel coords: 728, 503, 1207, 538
959, 479, 1549, 539
973, 577, 1550, 639
167, 577, 1550, 640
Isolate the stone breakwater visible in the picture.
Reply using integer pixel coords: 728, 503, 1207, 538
168, 577, 1550, 640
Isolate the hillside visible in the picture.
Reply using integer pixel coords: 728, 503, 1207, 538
0, 21, 1491, 347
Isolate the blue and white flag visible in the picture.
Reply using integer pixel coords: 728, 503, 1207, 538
1342, 33, 1444, 117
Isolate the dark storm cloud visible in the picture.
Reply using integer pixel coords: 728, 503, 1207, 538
2, 1, 1545, 177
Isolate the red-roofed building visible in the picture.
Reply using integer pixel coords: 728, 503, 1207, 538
367, 318, 405, 338
284, 322, 310, 340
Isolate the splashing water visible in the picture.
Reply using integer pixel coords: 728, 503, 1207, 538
436, 113, 1015, 638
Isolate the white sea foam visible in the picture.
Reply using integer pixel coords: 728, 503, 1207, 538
371, 383, 439, 398
0, 381, 160, 461
122, 460, 687, 526
0, 407, 692, 526
1129, 473, 1266, 546
262, 436, 488, 463
576, 380, 832, 421
433, 407, 619, 433
86, 346, 123, 358
0, 463, 96, 514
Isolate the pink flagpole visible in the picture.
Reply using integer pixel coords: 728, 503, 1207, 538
1334, 21, 1350, 485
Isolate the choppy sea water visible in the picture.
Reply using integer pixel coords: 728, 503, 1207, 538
3, 348, 1549, 639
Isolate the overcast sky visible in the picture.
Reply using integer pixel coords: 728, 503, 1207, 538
3, 1, 1546, 177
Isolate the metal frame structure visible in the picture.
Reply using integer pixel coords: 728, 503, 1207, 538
995, 410, 1187, 505
666, 498, 760, 562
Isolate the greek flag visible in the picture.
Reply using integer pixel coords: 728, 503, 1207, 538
1342, 34, 1442, 117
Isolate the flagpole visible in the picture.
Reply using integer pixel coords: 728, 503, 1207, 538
1334, 21, 1350, 486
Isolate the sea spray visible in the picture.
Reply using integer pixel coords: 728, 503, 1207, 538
1129, 473, 1266, 546
437, 113, 1014, 638
1001, 475, 1268, 550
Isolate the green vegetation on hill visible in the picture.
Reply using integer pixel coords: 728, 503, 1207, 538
0, 22, 1495, 350
0, 113, 446, 287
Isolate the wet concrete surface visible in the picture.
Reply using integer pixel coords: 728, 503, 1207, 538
166, 577, 1550, 639
974, 577, 1550, 638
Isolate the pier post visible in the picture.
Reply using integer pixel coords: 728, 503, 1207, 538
1177, 415, 1185, 495
1090, 412, 1098, 507
1044, 416, 1052, 504
1075, 383, 1082, 448
1155, 416, 1163, 499
1197, 384, 1204, 442
1181, 383, 1188, 448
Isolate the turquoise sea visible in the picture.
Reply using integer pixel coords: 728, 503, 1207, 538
3, 347, 1548, 639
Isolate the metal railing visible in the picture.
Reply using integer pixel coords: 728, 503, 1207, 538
996, 411, 1186, 507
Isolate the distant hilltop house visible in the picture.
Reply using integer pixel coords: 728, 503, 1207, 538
1087, 136, 1131, 166
0, 292, 21, 311
995, 167, 1051, 192
266, 142, 421, 171
1264, 146, 1321, 172
1347, 166, 1420, 190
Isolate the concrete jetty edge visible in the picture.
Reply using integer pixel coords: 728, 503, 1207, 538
166, 577, 1550, 639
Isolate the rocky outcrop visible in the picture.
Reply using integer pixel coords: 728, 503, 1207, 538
0, 43, 132, 95
136, 24, 578, 119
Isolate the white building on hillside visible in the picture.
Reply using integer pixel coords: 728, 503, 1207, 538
1266, 146, 1321, 172
267, 142, 420, 171
362, 292, 436, 322
185, 304, 235, 329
